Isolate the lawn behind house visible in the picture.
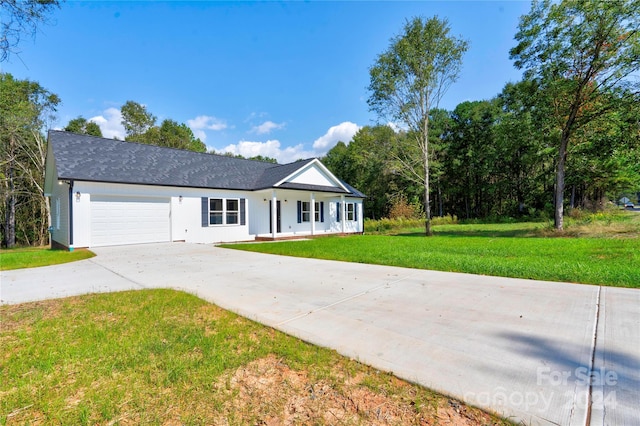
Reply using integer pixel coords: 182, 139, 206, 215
0, 289, 511, 425
224, 215, 640, 288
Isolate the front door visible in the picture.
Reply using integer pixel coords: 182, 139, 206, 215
269, 200, 281, 233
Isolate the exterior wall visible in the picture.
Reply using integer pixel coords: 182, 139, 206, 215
71, 181, 253, 247
249, 189, 363, 238
48, 179, 363, 248
49, 178, 70, 248
289, 166, 335, 186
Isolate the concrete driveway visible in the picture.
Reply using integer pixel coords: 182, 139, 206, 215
1, 242, 638, 426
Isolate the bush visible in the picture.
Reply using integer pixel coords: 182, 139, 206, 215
388, 196, 424, 220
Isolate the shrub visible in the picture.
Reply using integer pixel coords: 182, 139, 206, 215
388, 196, 424, 220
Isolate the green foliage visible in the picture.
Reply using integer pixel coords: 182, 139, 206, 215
216, 152, 278, 163
0, 73, 60, 248
510, 0, 640, 229
0, 247, 95, 270
64, 116, 103, 137
368, 16, 469, 235
388, 194, 424, 220
247, 155, 277, 163
144, 119, 206, 152
322, 125, 414, 219
121, 100, 156, 139
120, 101, 205, 153
364, 215, 458, 234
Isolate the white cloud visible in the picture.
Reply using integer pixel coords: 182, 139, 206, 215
312, 121, 360, 152
386, 121, 407, 132
251, 120, 285, 135
217, 121, 361, 164
187, 115, 228, 142
220, 140, 315, 164
89, 107, 125, 139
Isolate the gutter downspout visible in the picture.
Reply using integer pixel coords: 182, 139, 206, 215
68, 180, 74, 251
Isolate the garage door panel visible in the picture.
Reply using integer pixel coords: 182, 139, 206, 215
91, 196, 170, 247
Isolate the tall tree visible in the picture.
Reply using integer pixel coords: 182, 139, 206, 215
64, 116, 103, 137
0, 0, 60, 62
121, 100, 156, 141
368, 16, 468, 235
510, 0, 640, 230
144, 119, 206, 152
0, 73, 59, 247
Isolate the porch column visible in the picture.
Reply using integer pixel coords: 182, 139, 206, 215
340, 194, 345, 234
271, 189, 277, 239
310, 192, 315, 236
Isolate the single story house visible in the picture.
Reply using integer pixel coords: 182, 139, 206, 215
44, 131, 365, 249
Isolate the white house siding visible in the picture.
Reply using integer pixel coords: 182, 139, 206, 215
70, 182, 253, 247
48, 179, 362, 248
48, 178, 71, 249
248, 190, 363, 238
288, 166, 336, 187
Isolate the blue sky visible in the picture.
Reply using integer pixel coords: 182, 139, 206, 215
2, 1, 531, 163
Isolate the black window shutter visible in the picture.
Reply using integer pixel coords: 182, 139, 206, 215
336, 202, 340, 222
269, 200, 273, 233
201, 197, 208, 227
240, 198, 246, 225
354, 203, 358, 221
320, 201, 324, 222
297, 201, 302, 223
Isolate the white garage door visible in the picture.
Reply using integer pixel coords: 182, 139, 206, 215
91, 195, 171, 247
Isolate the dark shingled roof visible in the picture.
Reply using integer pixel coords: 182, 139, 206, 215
48, 131, 364, 197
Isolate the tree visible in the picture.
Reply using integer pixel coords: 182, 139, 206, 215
64, 116, 103, 137
121, 100, 156, 140
0, 0, 60, 62
368, 16, 468, 235
0, 73, 59, 247
322, 125, 422, 220
510, 0, 640, 230
143, 119, 206, 152
247, 155, 277, 164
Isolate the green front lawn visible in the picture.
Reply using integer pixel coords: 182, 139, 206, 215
224, 222, 640, 288
1, 289, 510, 425
0, 247, 95, 271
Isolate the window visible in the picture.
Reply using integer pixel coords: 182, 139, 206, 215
347, 203, 355, 221
301, 202, 311, 222
209, 198, 240, 225
209, 198, 223, 225
226, 199, 239, 224
314, 202, 321, 222
202, 197, 245, 227
297, 200, 324, 223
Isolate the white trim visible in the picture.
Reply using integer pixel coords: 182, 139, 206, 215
207, 197, 241, 226
273, 158, 349, 192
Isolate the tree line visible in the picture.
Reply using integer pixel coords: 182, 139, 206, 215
328, 0, 639, 231
323, 80, 640, 221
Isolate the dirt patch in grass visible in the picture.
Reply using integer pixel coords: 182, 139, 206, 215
211, 354, 500, 425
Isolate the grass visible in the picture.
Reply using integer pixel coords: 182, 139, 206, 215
224, 214, 640, 288
0, 289, 510, 425
0, 247, 95, 271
